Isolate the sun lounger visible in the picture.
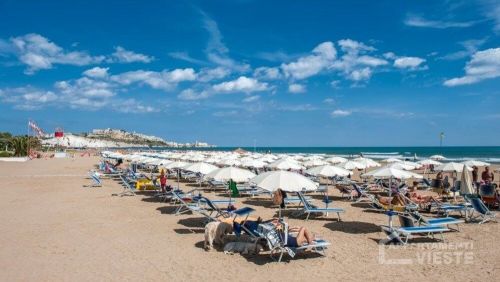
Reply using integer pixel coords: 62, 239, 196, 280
256, 221, 330, 262
296, 192, 344, 220
86, 171, 102, 187
112, 175, 136, 197
408, 211, 464, 230
465, 195, 497, 224
381, 214, 449, 244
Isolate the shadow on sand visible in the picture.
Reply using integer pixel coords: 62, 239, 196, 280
324, 221, 380, 234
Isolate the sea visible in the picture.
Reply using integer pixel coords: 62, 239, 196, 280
152, 146, 500, 163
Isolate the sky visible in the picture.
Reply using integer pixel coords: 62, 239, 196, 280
0, 0, 499, 147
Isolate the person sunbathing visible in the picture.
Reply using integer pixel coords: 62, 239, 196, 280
270, 218, 315, 247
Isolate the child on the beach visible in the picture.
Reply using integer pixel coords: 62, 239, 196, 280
159, 169, 167, 193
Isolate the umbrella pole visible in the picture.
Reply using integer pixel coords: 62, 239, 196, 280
388, 176, 393, 228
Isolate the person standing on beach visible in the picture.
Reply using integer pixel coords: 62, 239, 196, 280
481, 167, 494, 184
472, 166, 479, 194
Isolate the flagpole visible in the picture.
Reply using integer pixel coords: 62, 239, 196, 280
27, 119, 30, 158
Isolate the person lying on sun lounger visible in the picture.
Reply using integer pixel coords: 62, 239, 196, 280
270, 218, 316, 247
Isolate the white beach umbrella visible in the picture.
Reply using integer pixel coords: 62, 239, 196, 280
151, 159, 172, 166
435, 162, 473, 172
462, 160, 490, 167
430, 155, 447, 161
218, 158, 242, 167
183, 162, 218, 175
164, 161, 188, 169
388, 162, 417, 171
268, 158, 305, 170
418, 159, 442, 166
325, 156, 348, 164
459, 165, 474, 195
340, 160, 366, 170
303, 159, 328, 168
242, 159, 266, 169
206, 167, 256, 183
250, 171, 318, 192
353, 157, 381, 168
362, 167, 423, 179
306, 165, 351, 177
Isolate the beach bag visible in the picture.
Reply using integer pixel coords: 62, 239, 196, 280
272, 190, 283, 206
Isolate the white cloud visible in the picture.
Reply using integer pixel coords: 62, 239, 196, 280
253, 67, 282, 80
83, 67, 109, 78
242, 95, 260, 103
213, 110, 238, 117
169, 51, 207, 65
394, 57, 426, 69
323, 98, 335, 104
198, 67, 230, 82
481, 0, 500, 32
55, 77, 115, 98
348, 67, 372, 81
439, 38, 487, 61
338, 39, 375, 53
278, 104, 316, 112
331, 109, 351, 117
177, 89, 211, 100
201, 10, 249, 72
110, 46, 153, 63
212, 76, 268, 93
330, 80, 341, 88
111, 68, 196, 90
116, 99, 158, 113
331, 39, 388, 81
281, 41, 336, 79
7, 33, 104, 74
404, 15, 478, 28
444, 47, 500, 86
288, 83, 306, 93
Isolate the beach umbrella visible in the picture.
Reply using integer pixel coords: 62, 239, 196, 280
164, 161, 188, 169
306, 165, 351, 177
151, 159, 172, 166
388, 161, 422, 171
183, 162, 218, 175
435, 162, 472, 172
340, 160, 366, 170
353, 157, 381, 168
268, 158, 305, 170
430, 155, 446, 161
250, 171, 318, 193
241, 159, 266, 169
303, 159, 328, 168
462, 160, 490, 167
362, 167, 423, 180
218, 158, 241, 167
362, 167, 422, 228
206, 167, 256, 183
459, 165, 474, 195
325, 156, 348, 164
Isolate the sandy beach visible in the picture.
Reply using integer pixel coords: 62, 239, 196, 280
1, 156, 499, 281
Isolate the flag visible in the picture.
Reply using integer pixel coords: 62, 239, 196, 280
28, 120, 45, 136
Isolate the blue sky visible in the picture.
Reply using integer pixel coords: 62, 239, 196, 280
0, 0, 499, 146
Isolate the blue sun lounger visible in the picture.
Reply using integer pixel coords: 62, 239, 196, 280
465, 195, 497, 224
296, 192, 345, 220
381, 225, 449, 245
408, 210, 464, 230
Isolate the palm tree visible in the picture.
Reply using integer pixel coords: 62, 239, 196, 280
9, 136, 40, 157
